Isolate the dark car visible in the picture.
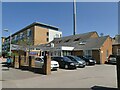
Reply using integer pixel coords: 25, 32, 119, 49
65, 55, 86, 68
107, 55, 116, 64
51, 56, 77, 69
78, 56, 96, 65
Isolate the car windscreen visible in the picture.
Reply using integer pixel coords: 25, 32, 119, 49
74, 56, 83, 61
63, 57, 72, 62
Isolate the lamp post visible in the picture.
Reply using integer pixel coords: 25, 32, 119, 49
4, 29, 12, 56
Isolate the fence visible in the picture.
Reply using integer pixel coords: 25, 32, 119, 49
12, 55, 36, 69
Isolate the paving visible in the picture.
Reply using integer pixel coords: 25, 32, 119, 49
2, 64, 117, 89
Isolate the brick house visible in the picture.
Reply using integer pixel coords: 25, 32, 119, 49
38, 31, 112, 64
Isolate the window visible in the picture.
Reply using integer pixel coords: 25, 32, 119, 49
55, 34, 59, 38
16, 35, 19, 40
20, 33, 23, 39
60, 34, 62, 37
117, 49, 120, 55
64, 39, 70, 43
36, 48, 40, 50
84, 50, 92, 56
59, 40, 62, 43
79, 41, 86, 45
15, 35, 17, 40
27, 29, 31, 36
47, 32, 49, 36
47, 38, 49, 42
74, 38, 80, 41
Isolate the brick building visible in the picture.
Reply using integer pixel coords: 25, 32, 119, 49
37, 31, 112, 64
2, 22, 62, 56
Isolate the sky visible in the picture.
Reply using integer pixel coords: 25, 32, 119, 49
2, 2, 118, 37
1, 2, 118, 52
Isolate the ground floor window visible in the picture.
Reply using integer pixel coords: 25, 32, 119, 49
62, 51, 72, 56
117, 49, 120, 55
84, 50, 92, 56
50, 50, 72, 57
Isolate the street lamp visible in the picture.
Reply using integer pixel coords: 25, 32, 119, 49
3, 29, 12, 56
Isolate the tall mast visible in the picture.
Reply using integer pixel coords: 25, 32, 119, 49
73, 0, 77, 35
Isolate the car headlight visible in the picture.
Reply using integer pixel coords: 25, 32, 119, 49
89, 60, 93, 62
70, 63, 74, 65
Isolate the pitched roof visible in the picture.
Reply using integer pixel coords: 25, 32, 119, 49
32, 32, 109, 51
73, 36, 109, 50
51, 32, 109, 50
52, 31, 98, 45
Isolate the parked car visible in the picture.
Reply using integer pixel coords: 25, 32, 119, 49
64, 55, 86, 68
107, 55, 116, 64
78, 56, 96, 65
51, 56, 77, 69
34, 57, 59, 70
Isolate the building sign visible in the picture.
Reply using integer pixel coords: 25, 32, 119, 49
29, 52, 39, 56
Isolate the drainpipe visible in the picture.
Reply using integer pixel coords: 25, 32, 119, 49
99, 49, 102, 64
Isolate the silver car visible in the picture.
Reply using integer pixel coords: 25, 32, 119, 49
35, 57, 59, 70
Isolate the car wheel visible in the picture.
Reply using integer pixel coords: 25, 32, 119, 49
81, 65, 85, 68
65, 65, 68, 69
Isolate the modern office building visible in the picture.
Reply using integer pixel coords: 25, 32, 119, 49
2, 22, 62, 56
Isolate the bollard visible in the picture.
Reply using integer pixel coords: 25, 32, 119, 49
43, 54, 51, 75
116, 55, 120, 88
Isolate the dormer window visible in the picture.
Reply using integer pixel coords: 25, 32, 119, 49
79, 41, 86, 45
74, 38, 80, 41
65, 39, 70, 43
59, 40, 62, 43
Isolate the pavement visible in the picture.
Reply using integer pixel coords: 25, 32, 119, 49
1, 64, 118, 89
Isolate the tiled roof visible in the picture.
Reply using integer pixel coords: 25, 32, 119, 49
52, 31, 97, 45
74, 36, 109, 50
51, 31, 109, 50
